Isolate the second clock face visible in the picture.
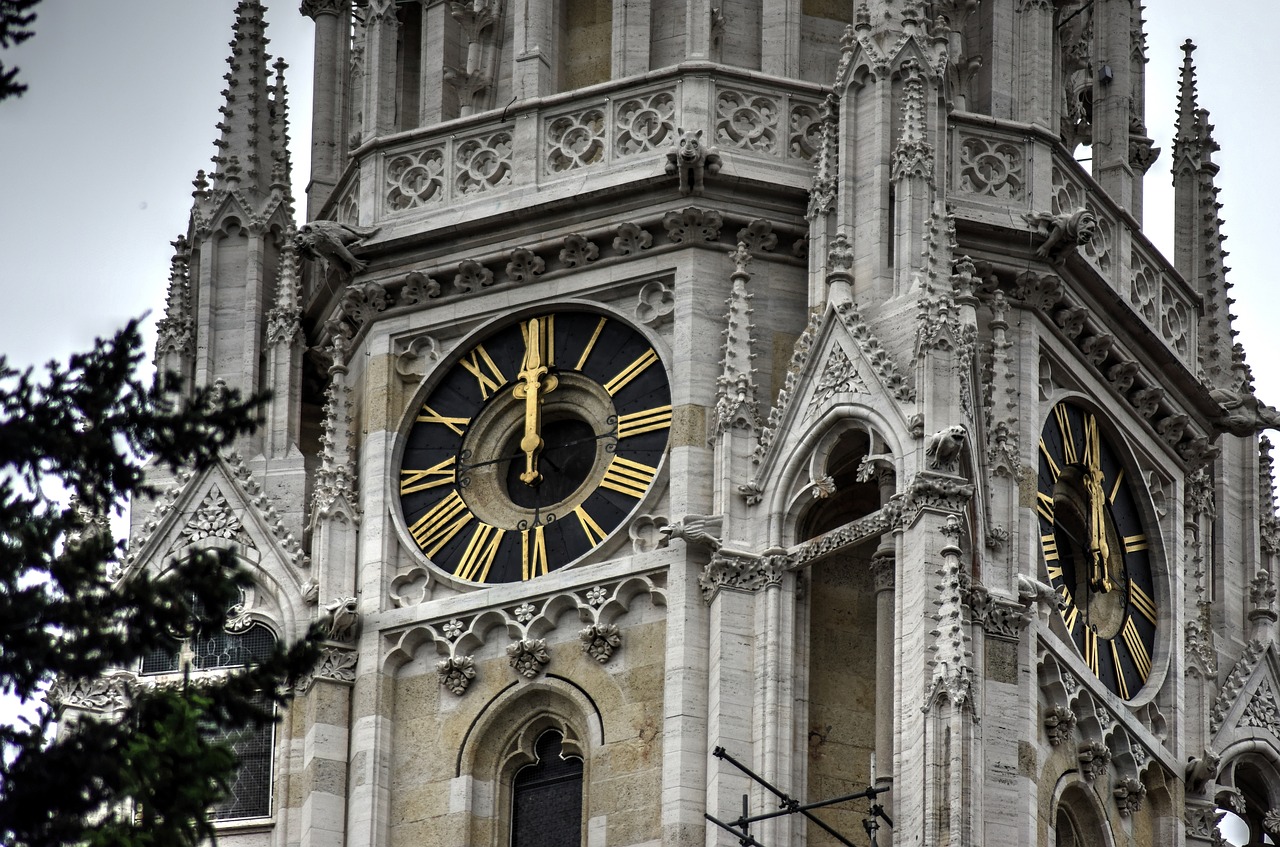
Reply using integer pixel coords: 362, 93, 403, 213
1037, 401, 1159, 700
398, 310, 672, 584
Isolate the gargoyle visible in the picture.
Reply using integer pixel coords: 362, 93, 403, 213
660, 513, 723, 551
1017, 573, 1064, 611
295, 221, 381, 275
321, 596, 360, 642
1209, 387, 1280, 436
925, 425, 967, 474
1185, 750, 1220, 795
665, 128, 722, 196
1024, 208, 1097, 262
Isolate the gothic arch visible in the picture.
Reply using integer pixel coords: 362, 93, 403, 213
1049, 778, 1115, 847
458, 679, 602, 847
1215, 742, 1280, 844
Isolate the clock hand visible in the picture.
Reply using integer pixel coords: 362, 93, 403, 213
512, 318, 558, 486
1082, 417, 1114, 593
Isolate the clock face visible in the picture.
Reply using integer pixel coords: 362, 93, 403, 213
398, 310, 672, 583
1036, 401, 1159, 700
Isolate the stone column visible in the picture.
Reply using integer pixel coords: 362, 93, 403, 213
514, 0, 553, 99
870, 552, 895, 801
363, 0, 401, 140
760, 0, 799, 78
1013, 0, 1054, 130
298, 650, 356, 847
612, 0, 650, 78
1091, 0, 1134, 213
301, 0, 345, 215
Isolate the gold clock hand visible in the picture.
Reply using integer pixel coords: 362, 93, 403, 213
1083, 415, 1114, 592
513, 318, 558, 485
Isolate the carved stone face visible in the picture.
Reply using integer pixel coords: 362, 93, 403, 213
678, 130, 704, 162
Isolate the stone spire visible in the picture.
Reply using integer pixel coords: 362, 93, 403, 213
713, 244, 762, 435
268, 55, 295, 212
1172, 41, 1240, 391
154, 235, 194, 384
209, 0, 281, 198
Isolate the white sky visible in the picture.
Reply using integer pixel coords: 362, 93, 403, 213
0, 6, 1273, 839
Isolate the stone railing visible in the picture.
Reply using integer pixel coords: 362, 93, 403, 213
323, 65, 827, 228
947, 115, 1198, 369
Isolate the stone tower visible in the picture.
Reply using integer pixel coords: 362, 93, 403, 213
58, 1, 1280, 845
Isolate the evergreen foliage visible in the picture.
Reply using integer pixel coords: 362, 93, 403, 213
0, 321, 321, 845
0, 0, 39, 100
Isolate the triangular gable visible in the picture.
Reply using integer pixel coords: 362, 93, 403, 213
126, 456, 311, 617
754, 301, 912, 482
1211, 640, 1280, 749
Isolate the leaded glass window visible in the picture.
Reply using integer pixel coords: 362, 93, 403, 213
511, 730, 584, 847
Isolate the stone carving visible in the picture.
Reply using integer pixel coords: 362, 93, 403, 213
437, 656, 476, 695
307, 646, 358, 688
507, 638, 550, 678
1106, 361, 1139, 394
1017, 573, 1064, 612
629, 514, 670, 553
47, 675, 130, 712
400, 271, 442, 305
1156, 413, 1189, 447
559, 233, 599, 267
665, 128, 722, 195
1077, 741, 1111, 781
1209, 387, 1280, 436
661, 514, 723, 551
958, 135, 1024, 199
455, 130, 513, 194
295, 221, 380, 275
736, 219, 777, 252
1044, 706, 1076, 746
385, 147, 446, 211
925, 426, 967, 474
635, 280, 675, 326
1266, 809, 1280, 836
809, 475, 836, 499
715, 89, 778, 155
805, 348, 868, 417
1080, 332, 1113, 366
223, 450, 308, 568
505, 247, 545, 282
1129, 386, 1164, 420
1240, 679, 1280, 735
699, 553, 786, 601
1184, 805, 1225, 841
790, 506, 898, 568
925, 518, 973, 711
663, 207, 723, 243
178, 486, 252, 548
615, 90, 677, 155
1210, 639, 1266, 733
453, 258, 493, 292
1012, 271, 1063, 312
340, 280, 389, 326
1250, 569, 1277, 620
393, 334, 440, 381
547, 108, 606, 172
301, 577, 320, 605
613, 221, 654, 255
1113, 777, 1145, 816
322, 596, 360, 643
1025, 208, 1097, 263
580, 624, 622, 663
1185, 750, 1220, 796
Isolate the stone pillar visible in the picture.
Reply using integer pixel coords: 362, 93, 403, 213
301, 0, 345, 215
870, 552, 895, 802
299, 651, 356, 847
760, 0, 799, 78
363, 0, 401, 140
514, 0, 553, 99
612, 0, 650, 78
1014, 0, 1054, 130
1091, 0, 1134, 213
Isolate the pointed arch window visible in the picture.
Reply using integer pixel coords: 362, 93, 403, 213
511, 729, 585, 847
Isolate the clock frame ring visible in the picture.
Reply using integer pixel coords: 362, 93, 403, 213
393, 305, 673, 587
1036, 396, 1168, 704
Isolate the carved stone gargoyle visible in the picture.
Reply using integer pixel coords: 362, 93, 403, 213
1209, 387, 1280, 436
665, 128, 723, 196
1024, 208, 1097, 263
295, 221, 381, 275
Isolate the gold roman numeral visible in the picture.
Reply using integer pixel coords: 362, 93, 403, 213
1124, 534, 1149, 554
574, 317, 608, 371
1108, 468, 1126, 504
407, 490, 473, 557
1061, 592, 1078, 630
1046, 563, 1064, 582
1083, 626, 1100, 676
600, 457, 657, 498
459, 344, 507, 399
416, 404, 469, 435
1130, 583, 1158, 624
574, 505, 608, 546
522, 525, 549, 581
454, 523, 505, 582
1039, 440, 1062, 481
400, 457, 457, 495
522, 315, 555, 367
617, 405, 672, 438
603, 349, 658, 396
1041, 533, 1060, 561
1055, 405, 1078, 465
1110, 641, 1131, 700
1122, 618, 1151, 681
1036, 491, 1056, 523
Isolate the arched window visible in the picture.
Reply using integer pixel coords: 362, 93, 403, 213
137, 596, 278, 822
1053, 783, 1109, 847
511, 730, 585, 847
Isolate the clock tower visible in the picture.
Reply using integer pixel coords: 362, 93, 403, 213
75, 2, 1280, 846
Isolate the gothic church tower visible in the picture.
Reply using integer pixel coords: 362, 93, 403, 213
54, 1, 1280, 845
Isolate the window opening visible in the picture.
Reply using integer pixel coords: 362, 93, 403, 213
511, 730, 584, 847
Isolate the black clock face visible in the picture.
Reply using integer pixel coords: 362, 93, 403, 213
398, 310, 672, 583
1037, 401, 1158, 700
